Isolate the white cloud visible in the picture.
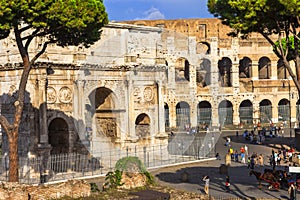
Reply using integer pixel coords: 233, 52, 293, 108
135, 7, 165, 20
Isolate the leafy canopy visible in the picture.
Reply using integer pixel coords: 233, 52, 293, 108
207, 0, 299, 38
0, 0, 108, 47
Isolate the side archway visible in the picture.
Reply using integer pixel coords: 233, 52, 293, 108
135, 113, 150, 139
48, 118, 69, 155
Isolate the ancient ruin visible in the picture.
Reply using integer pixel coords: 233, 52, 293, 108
0, 18, 296, 160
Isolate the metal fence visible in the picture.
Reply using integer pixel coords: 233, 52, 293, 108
0, 132, 217, 184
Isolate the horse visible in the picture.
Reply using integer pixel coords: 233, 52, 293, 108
249, 170, 280, 189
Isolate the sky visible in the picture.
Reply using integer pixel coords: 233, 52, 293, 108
103, 0, 215, 22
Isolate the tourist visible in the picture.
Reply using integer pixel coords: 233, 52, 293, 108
225, 175, 231, 192
202, 175, 210, 195
288, 183, 296, 200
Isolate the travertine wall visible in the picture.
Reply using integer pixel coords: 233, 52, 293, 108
0, 19, 296, 156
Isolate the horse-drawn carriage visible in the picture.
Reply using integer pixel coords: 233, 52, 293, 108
249, 168, 298, 190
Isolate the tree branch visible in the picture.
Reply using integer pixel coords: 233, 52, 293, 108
30, 41, 53, 64
0, 115, 13, 136
24, 29, 41, 51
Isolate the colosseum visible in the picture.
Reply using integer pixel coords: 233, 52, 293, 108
0, 18, 297, 157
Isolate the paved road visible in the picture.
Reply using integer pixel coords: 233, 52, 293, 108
150, 130, 298, 200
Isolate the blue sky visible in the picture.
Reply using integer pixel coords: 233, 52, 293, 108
104, 0, 215, 22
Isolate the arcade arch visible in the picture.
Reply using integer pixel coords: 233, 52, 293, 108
175, 57, 190, 81
176, 101, 190, 130
218, 57, 232, 87
259, 99, 272, 123
239, 100, 253, 124
164, 103, 170, 129
278, 99, 290, 122
239, 57, 252, 78
197, 101, 212, 126
218, 100, 233, 125
258, 57, 271, 79
197, 59, 211, 87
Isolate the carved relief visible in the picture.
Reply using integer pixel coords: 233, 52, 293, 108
58, 86, 72, 103
133, 87, 142, 103
47, 87, 57, 103
143, 87, 153, 102
96, 117, 117, 138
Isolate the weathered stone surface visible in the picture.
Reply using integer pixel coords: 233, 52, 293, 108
120, 172, 147, 189
0, 180, 91, 200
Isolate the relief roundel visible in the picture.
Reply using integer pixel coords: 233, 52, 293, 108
47, 87, 57, 104
58, 86, 72, 103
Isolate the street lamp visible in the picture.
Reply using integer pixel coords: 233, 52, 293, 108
282, 79, 292, 140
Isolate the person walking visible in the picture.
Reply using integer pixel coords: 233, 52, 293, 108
288, 183, 296, 200
202, 175, 210, 195
225, 175, 231, 192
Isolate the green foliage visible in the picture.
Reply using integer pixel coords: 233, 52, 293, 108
0, 0, 108, 47
104, 170, 124, 189
115, 156, 147, 173
207, 0, 298, 37
90, 182, 100, 192
275, 36, 299, 61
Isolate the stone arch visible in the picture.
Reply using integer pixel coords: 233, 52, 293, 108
239, 100, 253, 124
258, 57, 271, 79
259, 99, 272, 123
218, 57, 232, 87
88, 87, 121, 142
135, 113, 150, 139
277, 59, 288, 79
218, 100, 233, 125
48, 118, 69, 154
196, 42, 210, 54
278, 98, 290, 122
197, 58, 211, 87
164, 103, 170, 130
197, 101, 212, 126
176, 101, 190, 130
239, 57, 252, 78
175, 57, 190, 81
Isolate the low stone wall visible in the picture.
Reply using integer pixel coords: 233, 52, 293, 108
0, 179, 91, 200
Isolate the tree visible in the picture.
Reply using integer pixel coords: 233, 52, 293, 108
207, 0, 300, 95
0, 0, 108, 182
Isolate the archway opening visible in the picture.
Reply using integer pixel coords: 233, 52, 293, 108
48, 118, 69, 155
89, 87, 119, 142
218, 57, 232, 87
278, 98, 290, 122
176, 101, 190, 130
258, 57, 271, 79
197, 101, 212, 127
239, 100, 253, 124
164, 103, 170, 130
259, 99, 272, 123
239, 57, 252, 78
218, 100, 233, 125
135, 113, 150, 139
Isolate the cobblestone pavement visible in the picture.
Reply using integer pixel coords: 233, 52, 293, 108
150, 130, 298, 200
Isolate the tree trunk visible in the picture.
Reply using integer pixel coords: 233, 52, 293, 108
8, 129, 19, 182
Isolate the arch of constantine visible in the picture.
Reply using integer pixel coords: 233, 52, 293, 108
0, 19, 297, 157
